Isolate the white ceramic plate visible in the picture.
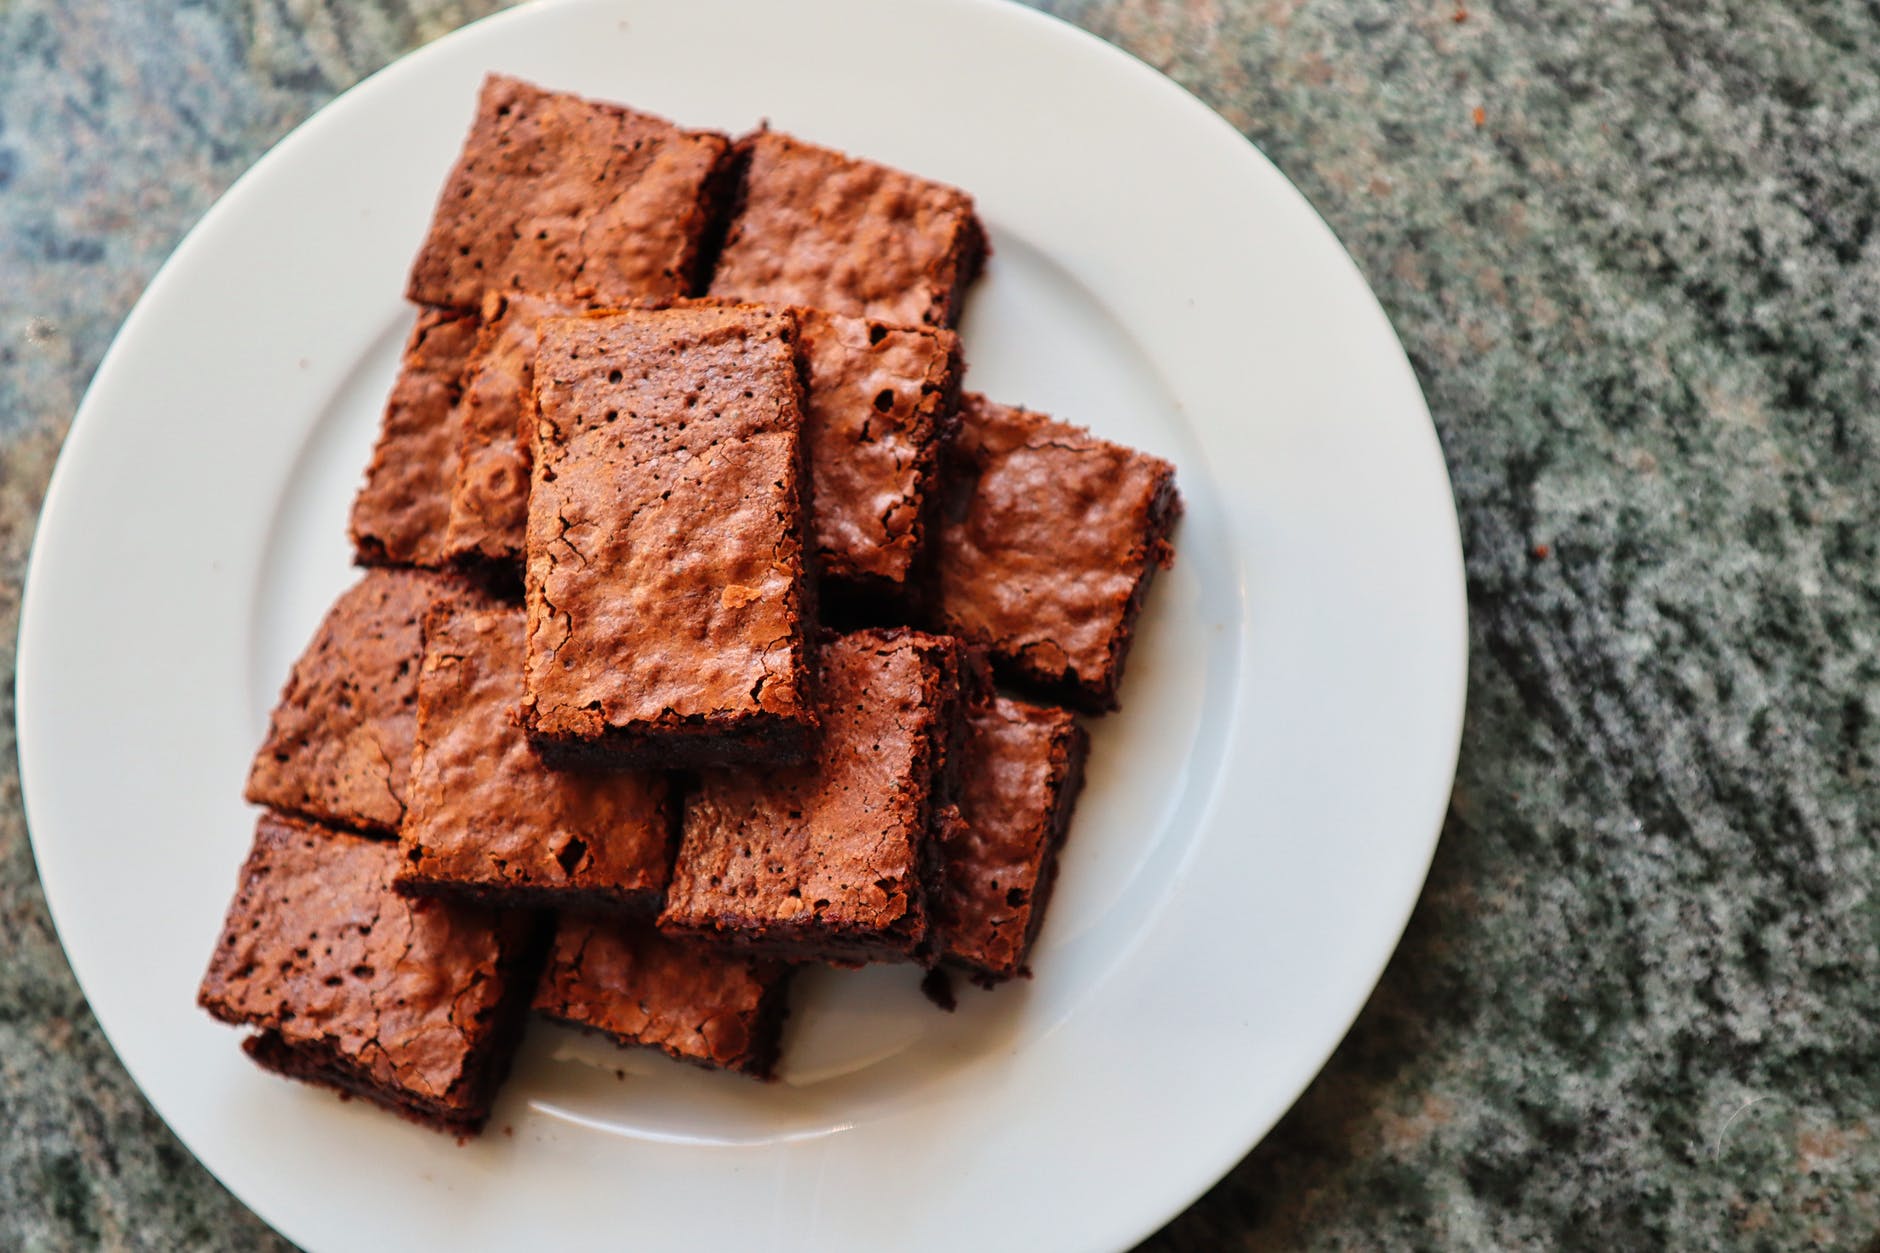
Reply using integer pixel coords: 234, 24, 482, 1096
16, 1, 1465, 1248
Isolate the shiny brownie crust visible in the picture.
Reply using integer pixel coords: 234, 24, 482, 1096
934, 697, 1089, 984
395, 603, 676, 913
521, 304, 817, 769
407, 74, 730, 311
198, 813, 544, 1135
708, 129, 987, 329
658, 628, 966, 965
533, 918, 792, 1078
931, 394, 1180, 713
244, 568, 497, 834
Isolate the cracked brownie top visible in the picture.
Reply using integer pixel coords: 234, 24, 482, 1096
520, 303, 815, 757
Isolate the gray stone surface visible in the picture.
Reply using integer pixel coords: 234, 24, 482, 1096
3, 1, 1876, 1249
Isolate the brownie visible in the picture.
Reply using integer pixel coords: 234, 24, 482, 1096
245, 568, 494, 834
933, 697, 1089, 984
441, 291, 586, 567
533, 917, 792, 1078
931, 394, 1182, 712
521, 304, 817, 769
198, 812, 543, 1135
796, 307, 962, 603
708, 129, 987, 328
407, 75, 731, 311
657, 628, 966, 965
350, 306, 479, 567
396, 603, 676, 912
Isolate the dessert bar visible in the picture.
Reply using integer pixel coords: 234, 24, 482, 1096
198, 812, 542, 1135
397, 603, 675, 912
521, 304, 816, 768
658, 628, 965, 965
408, 74, 731, 311
933, 697, 1089, 983
931, 394, 1181, 712
534, 917, 791, 1078
709, 129, 986, 328
796, 306, 961, 605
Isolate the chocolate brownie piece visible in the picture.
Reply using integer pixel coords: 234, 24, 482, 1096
708, 129, 987, 328
408, 75, 730, 311
245, 568, 494, 834
796, 307, 962, 603
396, 603, 675, 912
658, 628, 966, 965
350, 306, 479, 567
932, 394, 1182, 713
534, 917, 791, 1078
441, 291, 586, 567
933, 697, 1089, 984
198, 812, 543, 1135
522, 304, 816, 769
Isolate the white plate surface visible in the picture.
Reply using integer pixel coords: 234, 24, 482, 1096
15, 1, 1466, 1249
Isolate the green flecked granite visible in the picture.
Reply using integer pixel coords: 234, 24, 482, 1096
4, 1, 1877, 1248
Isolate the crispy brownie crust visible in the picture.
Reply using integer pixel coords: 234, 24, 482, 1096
350, 306, 480, 567
442, 290, 587, 567
658, 628, 964, 965
796, 307, 962, 599
935, 697, 1089, 984
244, 568, 495, 834
521, 304, 817, 768
533, 918, 792, 1077
932, 394, 1182, 713
708, 130, 987, 328
407, 74, 730, 310
395, 603, 676, 911
198, 813, 544, 1135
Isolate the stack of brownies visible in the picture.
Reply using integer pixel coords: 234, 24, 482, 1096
198, 74, 1181, 1136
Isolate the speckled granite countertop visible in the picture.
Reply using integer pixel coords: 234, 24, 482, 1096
4, 1, 1877, 1248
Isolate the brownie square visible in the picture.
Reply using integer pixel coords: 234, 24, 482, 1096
931, 394, 1182, 713
521, 304, 817, 769
441, 291, 586, 567
533, 917, 792, 1078
395, 603, 676, 912
407, 74, 730, 311
933, 697, 1089, 984
796, 307, 962, 604
708, 129, 987, 328
350, 306, 479, 567
658, 628, 966, 965
245, 568, 495, 834
198, 812, 543, 1136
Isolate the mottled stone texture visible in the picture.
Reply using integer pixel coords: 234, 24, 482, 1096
3, 1, 1877, 1250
